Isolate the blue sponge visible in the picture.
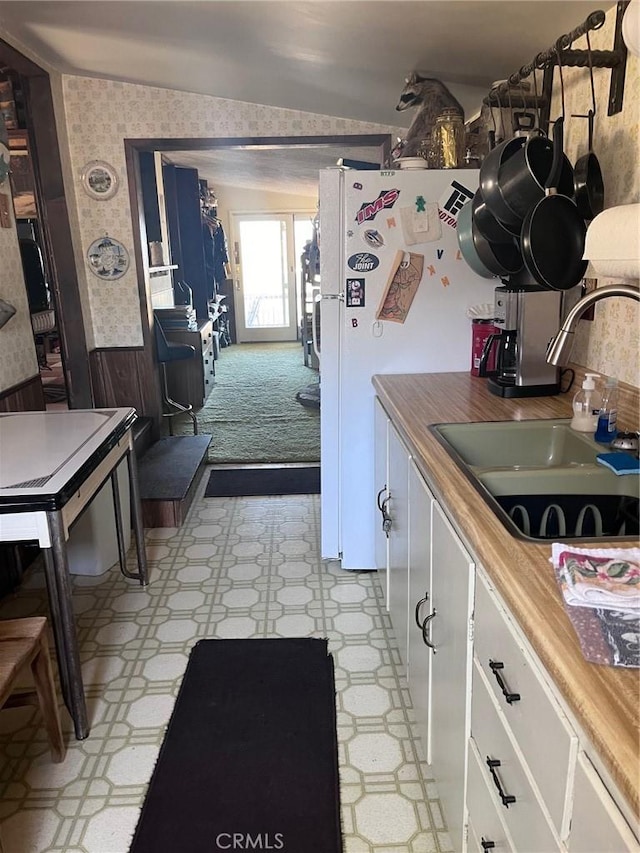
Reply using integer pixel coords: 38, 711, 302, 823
596, 452, 640, 475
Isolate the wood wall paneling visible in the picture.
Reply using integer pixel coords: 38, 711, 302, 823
0, 374, 45, 412
89, 348, 161, 438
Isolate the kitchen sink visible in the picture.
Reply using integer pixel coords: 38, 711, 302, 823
432, 419, 600, 468
430, 419, 640, 542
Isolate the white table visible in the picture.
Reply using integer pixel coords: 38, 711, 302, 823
0, 408, 148, 739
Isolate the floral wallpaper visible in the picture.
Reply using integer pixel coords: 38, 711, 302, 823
550, 9, 639, 387
59, 77, 403, 349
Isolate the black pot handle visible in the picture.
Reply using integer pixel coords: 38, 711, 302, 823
545, 116, 564, 192
478, 333, 500, 377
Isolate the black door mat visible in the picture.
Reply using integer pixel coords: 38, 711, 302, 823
205, 465, 320, 497
129, 638, 342, 853
138, 435, 212, 500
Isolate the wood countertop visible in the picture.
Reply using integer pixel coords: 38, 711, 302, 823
372, 371, 640, 828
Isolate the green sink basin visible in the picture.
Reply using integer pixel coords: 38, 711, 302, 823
430, 419, 639, 542
432, 419, 599, 468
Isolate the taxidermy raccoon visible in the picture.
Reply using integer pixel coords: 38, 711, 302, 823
396, 73, 464, 157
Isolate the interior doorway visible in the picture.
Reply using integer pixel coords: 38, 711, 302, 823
127, 134, 391, 462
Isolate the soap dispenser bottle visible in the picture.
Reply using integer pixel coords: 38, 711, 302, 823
571, 373, 601, 432
595, 377, 619, 443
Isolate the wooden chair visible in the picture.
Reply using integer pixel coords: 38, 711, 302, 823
0, 617, 65, 763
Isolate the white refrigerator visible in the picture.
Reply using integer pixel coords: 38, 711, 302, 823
319, 166, 493, 570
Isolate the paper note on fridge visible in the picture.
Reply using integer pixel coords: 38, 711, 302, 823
400, 203, 442, 245
376, 251, 425, 323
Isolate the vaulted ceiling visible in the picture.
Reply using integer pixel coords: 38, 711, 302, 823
0, 1, 608, 193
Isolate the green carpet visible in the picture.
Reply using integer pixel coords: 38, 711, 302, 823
174, 342, 320, 464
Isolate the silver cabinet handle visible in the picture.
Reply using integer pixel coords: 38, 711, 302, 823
422, 609, 437, 653
415, 592, 429, 628
376, 486, 392, 537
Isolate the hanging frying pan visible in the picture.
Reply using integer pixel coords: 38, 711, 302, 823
479, 131, 527, 234
520, 117, 588, 290
573, 30, 604, 220
573, 36, 604, 220
574, 110, 604, 219
457, 200, 497, 279
471, 188, 515, 244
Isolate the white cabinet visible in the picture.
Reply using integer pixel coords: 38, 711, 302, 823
467, 736, 516, 853
373, 400, 475, 851
373, 398, 390, 601
407, 459, 434, 762
387, 422, 411, 673
568, 753, 639, 853
474, 570, 578, 839
473, 572, 639, 853
471, 659, 562, 852
429, 501, 476, 853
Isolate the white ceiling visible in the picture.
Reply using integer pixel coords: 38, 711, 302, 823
165, 144, 386, 195
0, 1, 607, 193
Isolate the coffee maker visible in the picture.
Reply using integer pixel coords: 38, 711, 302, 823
479, 286, 561, 397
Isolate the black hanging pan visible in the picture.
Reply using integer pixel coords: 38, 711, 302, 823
520, 116, 588, 290
574, 109, 604, 219
573, 35, 604, 220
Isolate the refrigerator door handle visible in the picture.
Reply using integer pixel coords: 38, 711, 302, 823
314, 293, 344, 358
312, 293, 322, 359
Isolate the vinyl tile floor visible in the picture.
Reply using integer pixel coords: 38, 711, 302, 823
0, 474, 453, 853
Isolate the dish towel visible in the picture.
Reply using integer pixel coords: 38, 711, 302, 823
551, 544, 640, 668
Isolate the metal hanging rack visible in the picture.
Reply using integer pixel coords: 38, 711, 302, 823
483, 2, 630, 130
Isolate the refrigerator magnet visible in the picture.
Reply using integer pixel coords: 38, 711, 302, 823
438, 180, 474, 227
346, 278, 365, 307
363, 229, 384, 249
348, 253, 379, 273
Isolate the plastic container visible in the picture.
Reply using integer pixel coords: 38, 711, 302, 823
67, 460, 131, 575
595, 377, 619, 443
570, 372, 601, 432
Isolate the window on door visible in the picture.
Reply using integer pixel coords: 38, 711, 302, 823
232, 212, 314, 343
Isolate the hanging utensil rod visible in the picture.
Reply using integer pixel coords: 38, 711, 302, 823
483, 9, 623, 106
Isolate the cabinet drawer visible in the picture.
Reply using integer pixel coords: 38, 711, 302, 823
472, 659, 562, 853
467, 737, 515, 853
474, 571, 577, 837
568, 752, 640, 852
203, 345, 215, 375
200, 325, 213, 351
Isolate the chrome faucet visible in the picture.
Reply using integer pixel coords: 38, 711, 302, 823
546, 284, 640, 366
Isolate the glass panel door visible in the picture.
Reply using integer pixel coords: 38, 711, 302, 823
232, 214, 298, 343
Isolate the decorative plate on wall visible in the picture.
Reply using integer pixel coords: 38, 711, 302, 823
81, 160, 119, 200
87, 235, 130, 280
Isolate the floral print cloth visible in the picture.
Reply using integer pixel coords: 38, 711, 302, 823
551, 545, 640, 668
551, 545, 640, 614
